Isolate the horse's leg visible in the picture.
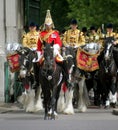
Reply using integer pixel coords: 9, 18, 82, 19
9, 72, 15, 103
50, 85, 59, 120
55, 84, 62, 115
32, 63, 39, 89
78, 77, 89, 112
109, 76, 117, 108
57, 83, 66, 113
93, 79, 101, 106
34, 85, 43, 112
42, 86, 51, 120
73, 83, 79, 108
63, 87, 74, 114
18, 78, 35, 112
103, 84, 110, 108
99, 74, 109, 108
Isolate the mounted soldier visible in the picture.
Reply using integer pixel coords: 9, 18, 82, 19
32, 10, 64, 88
105, 23, 118, 45
22, 22, 39, 50
89, 26, 100, 43
81, 27, 89, 43
22, 22, 40, 89
62, 19, 85, 47
33, 10, 63, 63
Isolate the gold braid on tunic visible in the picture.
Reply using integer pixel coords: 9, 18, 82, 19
63, 29, 85, 47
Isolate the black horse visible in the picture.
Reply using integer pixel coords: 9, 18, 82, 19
99, 37, 117, 108
58, 46, 76, 114
39, 41, 63, 119
62, 46, 90, 112
61, 46, 76, 87
17, 47, 35, 90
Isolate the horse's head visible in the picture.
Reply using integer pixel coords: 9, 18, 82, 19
42, 41, 54, 71
104, 37, 114, 60
62, 46, 75, 83
17, 47, 34, 78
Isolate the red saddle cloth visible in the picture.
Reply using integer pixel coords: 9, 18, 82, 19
7, 53, 20, 73
76, 47, 100, 72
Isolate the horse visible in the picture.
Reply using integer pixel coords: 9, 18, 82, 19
38, 41, 64, 119
74, 65, 90, 112
17, 47, 43, 112
61, 46, 90, 112
17, 47, 34, 91
69, 43, 102, 112
57, 46, 76, 114
99, 37, 117, 108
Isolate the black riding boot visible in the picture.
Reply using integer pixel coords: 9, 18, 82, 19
32, 63, 39, 89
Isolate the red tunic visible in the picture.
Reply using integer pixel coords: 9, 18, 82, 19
37, 30, 62, 52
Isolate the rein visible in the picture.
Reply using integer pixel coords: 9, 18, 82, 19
103, 59, 114, 73
64, 55, 73, 60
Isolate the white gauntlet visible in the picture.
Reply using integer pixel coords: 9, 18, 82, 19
53, 44, 60, 57
95, 35, 99, 40
53, 44, 64, 60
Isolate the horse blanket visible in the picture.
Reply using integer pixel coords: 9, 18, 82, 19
7, 53, 20, 72
76, 47, 100, 72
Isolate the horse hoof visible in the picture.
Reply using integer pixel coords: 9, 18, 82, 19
110, 103, 116, 108
44, 116, 47, 120
104, 105, 110, 109
99, 104, 103, 109
48, 110, 58, 117
78, 106, 87, 112
51, 114, 56, 120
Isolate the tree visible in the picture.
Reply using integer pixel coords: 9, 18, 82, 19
40, 0, 70, 31
67, 0, 118, 30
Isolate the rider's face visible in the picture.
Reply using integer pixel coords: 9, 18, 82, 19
106, 28, 113, 33
70, 24, 78, 30
45, 24, 52, 30
29, 26, 36, 32
91, 30, 96, 34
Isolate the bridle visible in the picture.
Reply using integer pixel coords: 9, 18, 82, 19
41, 45, 57, 81
63, 54, 75, 84
103, 42, 114, 73
41, 59, 57, 80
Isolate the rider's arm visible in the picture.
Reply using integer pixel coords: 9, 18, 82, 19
114, 33, 118, 45
62, 31, 68, 46
54, 31, 62, 47
22, 34, 29, 48
78, 31, 86, 46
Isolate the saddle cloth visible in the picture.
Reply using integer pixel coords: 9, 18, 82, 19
7, 53, 20, 73
76, 47, 100, 72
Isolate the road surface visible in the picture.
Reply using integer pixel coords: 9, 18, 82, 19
0, 108, 118, 130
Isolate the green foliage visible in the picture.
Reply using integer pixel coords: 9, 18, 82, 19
39, 0, 118, 31
67, 0, 118, 29
40, 0, 69, 31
